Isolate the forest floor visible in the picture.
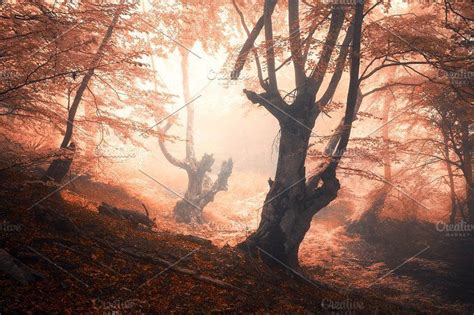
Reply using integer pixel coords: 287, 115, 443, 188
0, 170, 420, 314
303, 220, 474, 314
1, 168, 473, 313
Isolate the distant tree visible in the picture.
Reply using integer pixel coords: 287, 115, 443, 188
342, 0, 472, 228
408, 82, 473, 223
146, 1, 234, 223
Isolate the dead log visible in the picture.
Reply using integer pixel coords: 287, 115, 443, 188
0, 249, 44, 285
98, 202, 156, 228
179, 234, 213, 247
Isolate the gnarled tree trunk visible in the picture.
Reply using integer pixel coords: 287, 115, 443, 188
173, 155, 233, 223
232, 1, 364, 267
157, 49, 233, 224
241, 119, 340, 266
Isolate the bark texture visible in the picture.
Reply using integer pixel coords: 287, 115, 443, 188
464, 122, 474, 223
443, 127, 462, 224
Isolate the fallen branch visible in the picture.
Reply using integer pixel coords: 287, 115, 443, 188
141, 203, 150, 218
98, 202, 156, 228
53, 241, 119, 275
117, 246, 247, 294
30, 204, 241, 293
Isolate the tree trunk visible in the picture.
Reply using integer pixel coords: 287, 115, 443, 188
461, 121, 474, 223
156, 49, 233, 224
43, 2, 123, 182
467, 180, 474, 224
351, 91, 393, 236
174, 152, 213, 224
180, 49, 195, 161
239, 122, 314, 267
382, 93, 392, 184
141, 0, 160, 97
171, 49, 234, 223
368, 88, 393, 220
41, 143, 76, 182
237, 1, 363, 268
442, 128, 459, 223
172, 49, 198, 223
239, 127, 341, 266
84, 101, 100, 160
174, 155, 233, 224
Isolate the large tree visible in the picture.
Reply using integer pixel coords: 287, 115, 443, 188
232, 0, 365, 267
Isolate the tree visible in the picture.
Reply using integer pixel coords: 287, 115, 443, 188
232, 0, 365, 267
342, 0, 473, 228
42, 2, 125, 182
416, 83, 473, 223
146, 1, 234, 223
350, 90, 394, 235
0, 1, 166, 181
378, 0, 473, 223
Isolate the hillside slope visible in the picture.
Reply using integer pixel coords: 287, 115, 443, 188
0, 172, 415, 313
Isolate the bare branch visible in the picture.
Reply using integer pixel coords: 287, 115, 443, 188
264, 0, 279, 92
288, 0, 306, 89
157, 122, 189, 170
231, 1, 277, 81
196, 159, 233, 208
316, 23, 353, 107
243, 89, 288, 121
332, 0, 364, 166
308, 7, 346, 95
231, 0, 266, 89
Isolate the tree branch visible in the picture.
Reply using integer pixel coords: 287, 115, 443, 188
231, 0, 267, 89
157, 122, 189, 170
288, 0, 306, 89
315, 23, 353, 107
332, 1, 364, 166
264, 0, 279, 92
231, 1, 277, 81
308, 7, 346, 95
197, 159, 233, 208
243, 89, 288, 121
